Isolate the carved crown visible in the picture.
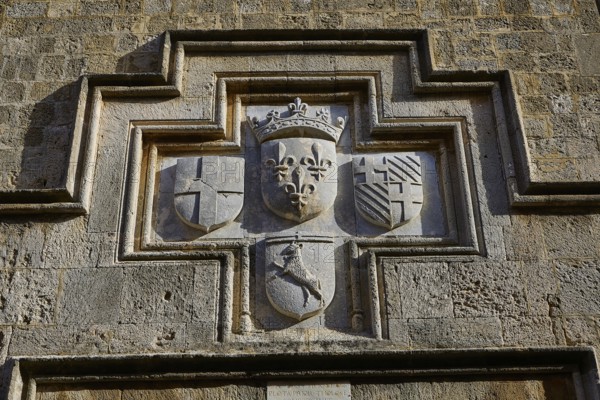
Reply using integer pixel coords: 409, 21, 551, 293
248, 97, 346, 144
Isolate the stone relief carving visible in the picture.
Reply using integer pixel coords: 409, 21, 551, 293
157, 98, 452, 336
265, 236, 335, 321
353, 154, 424, 229
174, 156, 245, 232
249, 98, 345, 222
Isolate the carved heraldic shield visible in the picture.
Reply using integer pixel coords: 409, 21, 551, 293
353, 154, 423, 229
174, 156, 244, 232
265, 236, 335, 321
248, 98, 346, 222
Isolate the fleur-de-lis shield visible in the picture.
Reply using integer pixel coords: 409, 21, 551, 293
260, 138, 337, 222
249, 97, 345, 223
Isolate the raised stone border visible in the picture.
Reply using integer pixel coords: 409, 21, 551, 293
6, 347, 599, 399
1, 30, 600, 215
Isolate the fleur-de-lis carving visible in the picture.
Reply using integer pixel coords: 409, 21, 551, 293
265, 142, 296, 181
266, 110, 280, 121
316, 108, 329, 121
288, 97, 308, 116
302, 142, 332, 181
284, 166, 316, 210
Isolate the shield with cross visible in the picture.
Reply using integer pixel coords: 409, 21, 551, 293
174, 156, 245, 232
352, 154, 423, 230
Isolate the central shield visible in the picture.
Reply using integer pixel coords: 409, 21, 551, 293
265, 235, 335, 321
249, 97, 346, 223
260, 138, 337, 222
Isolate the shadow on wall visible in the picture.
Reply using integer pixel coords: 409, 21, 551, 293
17, 36, 164, 190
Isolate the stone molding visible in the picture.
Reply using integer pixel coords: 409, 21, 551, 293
6, 348, 599, 399
1, 30, 600, 215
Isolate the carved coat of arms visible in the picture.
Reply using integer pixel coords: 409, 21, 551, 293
174, 156, 245, 232
265, 236, 335, 321
353, 154, 423, 229
249, 98, 346, 222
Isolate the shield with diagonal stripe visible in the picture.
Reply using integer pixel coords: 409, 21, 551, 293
352, 154, 423, 229
174, 156, 244, 232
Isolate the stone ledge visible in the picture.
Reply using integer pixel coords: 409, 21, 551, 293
5, 347, 599, 399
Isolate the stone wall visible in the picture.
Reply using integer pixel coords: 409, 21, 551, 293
0, 1, 599, 399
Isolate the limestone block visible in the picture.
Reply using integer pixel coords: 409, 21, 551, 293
386, 318, 410, 345
43, 219, 112, 269
520, 261, 558, 317
6, 2, 48, 18
382, 262, 402, 319
384, 262, 453, 319
483, 225, 508, 261
109, 323, 187, 353
144, 0, 171, 14
564, 316, 600, 346
37, 387, 121, 400
184, 322, 216, 348
504, 215, 547, 261
0, 221, 45, 269
0, 326, 11, 364
9, 325, 111, 356
414, 379, 574, 400
408, 317, 503, 348
119, 265, 194, 323
87, 145, 128, 233
555, 260, 600, 315
0, 269, 58, 325
57, 268, 124, 325
501, 316, 556, 346
191, 262, 219, 323
122, 388, 187, 400
450, 262, 528, 318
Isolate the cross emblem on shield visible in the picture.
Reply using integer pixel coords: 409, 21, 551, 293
353, 154, 423, 229
174, 156, 245, 232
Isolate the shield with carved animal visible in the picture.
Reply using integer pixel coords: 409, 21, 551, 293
248, 98, 346, 222
174, 156, 245, 233
265, 235, 335, 321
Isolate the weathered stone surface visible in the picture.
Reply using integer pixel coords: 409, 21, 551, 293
450, 262, 528, 318
555, 260, 600, 315
502, 316, 556, 346
0, 269, 58, 325
9, 325, 111, 356
37, 387, 121, 400
504, 215, 547, 260
119, 266, 194, 323
408, 317, 504, 348
35, 383, 266, 400
57, 268, 123, 324
191, 263, 219, 323
354, 377, 576, 400
520, 261, 558, 317
385, 261, 453, 319
0, 327, 11, 365
564, 316, 600, 346
265, 237, 335, 321
109, 323, 187, 353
